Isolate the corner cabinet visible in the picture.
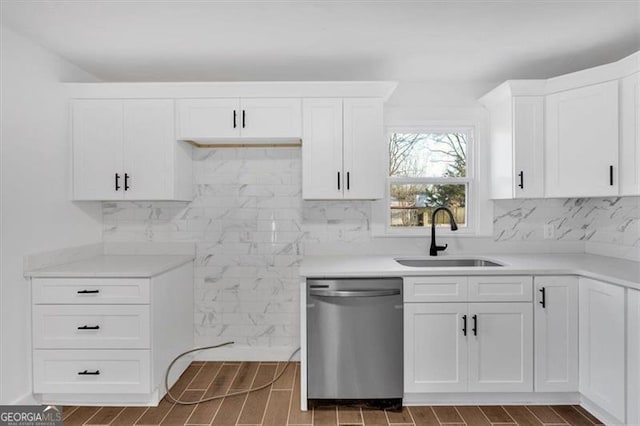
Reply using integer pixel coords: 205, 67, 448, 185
302, 98, 384, 200
176, 98, 302, 140
72, 99, 192, 201
545, 81, 619, 197
480, 85, 544, 199
578, 277, 626, 422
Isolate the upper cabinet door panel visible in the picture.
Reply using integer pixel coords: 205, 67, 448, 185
123, 100, 175, 200
176, 98, 240, 139
343, 98, 385, 200
545, 81, 619, 197
620, 72, 640, 196
302, 99, 344, 200
239, 98, 302, 138
513, 97, 544, 199
72, 100, 124, 200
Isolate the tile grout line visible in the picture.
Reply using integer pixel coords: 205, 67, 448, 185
234, 362, 261, 426
257, 361, 278, 426
184, 361, 228, 426
550, 406, 596, 426
284, 363, 294, 426
475, 405, 494, 425
160, 362, 207, 426
80, 407, 103, 426
499, 406, 519, 425
572, 405, 599, 426
208, 362, 244, 426
452, 406, 468, 425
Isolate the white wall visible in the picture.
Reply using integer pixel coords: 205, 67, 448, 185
0, 26, 103, 404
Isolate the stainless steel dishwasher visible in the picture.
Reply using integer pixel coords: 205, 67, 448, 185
307, 277, 403, 404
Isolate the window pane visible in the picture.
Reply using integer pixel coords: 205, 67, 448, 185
390, 183, 466, 227
389, 132, 468, 178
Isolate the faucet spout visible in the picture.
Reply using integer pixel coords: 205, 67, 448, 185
429, 206, 459, 256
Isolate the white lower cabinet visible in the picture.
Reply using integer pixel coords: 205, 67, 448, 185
534, 276, 578, 392
578, 277, 626, 422
404, 277, 533, 394
467, 303, 533, 392
627, 289, 640, 425
31, 262, 194, 405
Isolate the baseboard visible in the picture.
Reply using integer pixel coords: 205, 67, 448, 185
193, 345, 300, 362
403, 392, 580, 405
580, 395, 625, 425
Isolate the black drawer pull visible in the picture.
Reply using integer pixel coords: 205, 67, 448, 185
77, 325, 100, 330
472, 315, 478, 336
462, 314, 467, 336
77, 289, 99, 294
518, 171, 524, 189
242, 110, 246, 128
609, 165, 614, 186
78, 370, 100, 375
124, 173, 130, 191
233, 110, 237, 128
115, 173, 120, 191
539, 287, 546, 308
337, 171, 341, 190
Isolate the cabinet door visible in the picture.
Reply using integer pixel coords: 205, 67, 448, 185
72, 100, 124, 200
343, 99, 385, 199
122, 100, 176, 200
404, 303, 468, 393
513, 97, 544, 198
176, 98, 240, 139
468, 302, 533, 392
239, 98, 301, 138
534, 276, 578, 392
302, 99, 344, 199
628, 289, 640, 426
545, 81, 619, 197
579, 278, 625, 422
620, 72, 640, 195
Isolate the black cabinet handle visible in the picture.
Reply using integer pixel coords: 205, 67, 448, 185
346, 172, 350, 190
233, 110, 237, 128
518, 171, 524, 189
472, 315, 478, 336
78, 370, 100, 376
539, 287, 546, 308
124, 173, 130, 191
242, 110, 246, 128
77, 289, 99, 294
462, 315, 467, 336
115, 173, 121, 191
77, 325, 100, 330
337, 172, 341, 190
609, 165, 614, 186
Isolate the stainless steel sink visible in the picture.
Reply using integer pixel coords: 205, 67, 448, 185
395, 258, 504, 267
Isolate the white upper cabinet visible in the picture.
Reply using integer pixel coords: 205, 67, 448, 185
620, 72, 640, 195
72, 100, 124, 201
545, 80, 619, 197
176, 98, 302, 141
480, 85, 544, 199
72, 99, 192, 201
533, 276, 578, 392
302, 98, 384, 200
579, 277, 626, 423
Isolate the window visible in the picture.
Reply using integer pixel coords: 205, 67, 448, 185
386, 128, 473, 232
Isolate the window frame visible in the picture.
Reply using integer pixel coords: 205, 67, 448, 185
381, 125, 477, 236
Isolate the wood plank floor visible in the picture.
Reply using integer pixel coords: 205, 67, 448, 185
62, 361, 603, 426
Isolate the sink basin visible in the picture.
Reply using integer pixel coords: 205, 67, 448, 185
395, 258, 504, 267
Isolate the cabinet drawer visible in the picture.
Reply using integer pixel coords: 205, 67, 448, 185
404, 277, 468, 302
468, 276, 533, 302
33, 349, 150, 394
33, 305, 150, 349
32, 278, 149, 304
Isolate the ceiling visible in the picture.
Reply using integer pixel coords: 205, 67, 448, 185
1, 0, 639, 85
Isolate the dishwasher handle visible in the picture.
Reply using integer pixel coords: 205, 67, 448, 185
309, 289, 401, 298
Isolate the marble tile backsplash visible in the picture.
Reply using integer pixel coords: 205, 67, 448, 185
103, 148, 639, 349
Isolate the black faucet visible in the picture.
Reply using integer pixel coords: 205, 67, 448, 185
429, 206, 459, 256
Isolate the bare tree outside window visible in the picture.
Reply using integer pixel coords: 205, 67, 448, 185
388, 132, 469, 227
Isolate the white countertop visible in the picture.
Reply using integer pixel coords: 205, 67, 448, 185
25, 255, 194, 278
300, 253, 640, 290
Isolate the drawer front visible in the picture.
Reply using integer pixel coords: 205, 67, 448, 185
404, 276, 468, 302
33, 278, 150, 304
468, 276, 533, 302
33, 305, 150, 349
33, 349, 150, 394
